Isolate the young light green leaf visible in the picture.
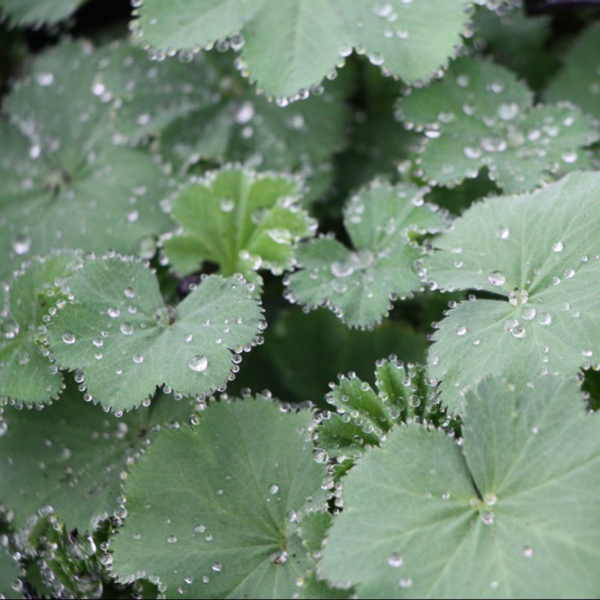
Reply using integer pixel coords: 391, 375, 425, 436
0, 0, 87, 26
46, 255, 264, 412
321, 375, 600, 598
0, 381, 196, 532
285, 181, 444, 328
315, 360, 454, 469
134, 0, 474, 100
111, 398, 327, 599
0, 41, 176, 282
0, 546, 22, 600
423, 171, 600, 413
546, 24, 600, 120
161, 168, 315, 283
398, 57, 599, 193
232, 308, 427, 406
0, 253, 80, 407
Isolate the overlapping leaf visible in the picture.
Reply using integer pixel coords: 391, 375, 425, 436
46, 255, 264, 412
0, 381, 196, 532
286, 181, 444, 328
546, 24, 600, 120
94, 42, 349, 202
161, 168, 315, 284
0, 253, 80, 407
112, 398, 327, 599
134, 0, 476, 100
0, 0, 87, 26
423, 171, 600, 413
232, 308, 427, 406
315, 360, 454, 469
0, 545, 22, 600
321, 375, 600, 598
398, 56, 599, 193
0, 41, 176, 282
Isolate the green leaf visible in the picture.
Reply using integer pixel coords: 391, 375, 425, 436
546, 24, 600, 120
316, 360, 455, 469
321, 375, 600, 598
471, 3, 555, 92
232, 308, 427, 406
46, 255, 264, 412
94, 42, 349, 203
161, 168, 315, 283
111, 398, 327, 599
0, 0, 87, 26
0, 253, 80, 407
0, 380, 196, 532
295, 512, 351, 600
0, 41, 176, 282
0, 546, 22, 600
423, 171, 600, 414
286, 181, 444, 328
135, 0, 474, 100
398, 56, 599, 193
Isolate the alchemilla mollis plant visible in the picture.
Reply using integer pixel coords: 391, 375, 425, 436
1, 0, 600, 598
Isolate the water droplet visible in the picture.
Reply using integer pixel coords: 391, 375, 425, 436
212, 563, 222, 573
190, 355, 208, 373
133, 354, 145, 364
496, 227, 510, 240
62, 333, 76, 345
523, 546, 533, 558
399, 578, 413, 589
120, 323, 134, 336
537, 313, 552, 326
108, 308, 121, 319
553, 242, 564, 253
488, 271, 506, 287
167, 535, 178, 544
388, 553, 404, 568
12, 236, 31, 256
269, 484, 279, 495
456, 326, 467, 336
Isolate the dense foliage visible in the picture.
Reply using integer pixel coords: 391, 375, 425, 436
1, 0, 600, 598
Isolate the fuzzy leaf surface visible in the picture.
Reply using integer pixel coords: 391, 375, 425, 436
136, 0, 472, 99
398, 57, 598, 193
0, 546, 22, 600
46, 256, 263, 412
0, 253, 79, 406
162, 168, 314, 283
0, 0, 87, 25
546, 24, 600, 120
321, 375, 600, 598
95, 42, 348, 201
0, 383, 195, 532
0, 42, 175, 281
112, 399, 326, 599
424, 171, 600, 413
286, 182, 443, 328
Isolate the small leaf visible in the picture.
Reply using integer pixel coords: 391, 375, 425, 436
398, 56, 599, 193
321, 375, 600, 598
135, 0, 475, 100
0, 0, 87, 26
111, 398, 327, 599
161, 168, 315, 283
0, 41, 176, 281
0, 381, 196, 532
46, 255, 264, 412
423, 171, 600, 413
0, 253, 80, 407
0, 545, 22, 600
546, 23, 600, 120
316, 360, 455, 468
232, 308, 427, 406
286, 181, 444, 328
